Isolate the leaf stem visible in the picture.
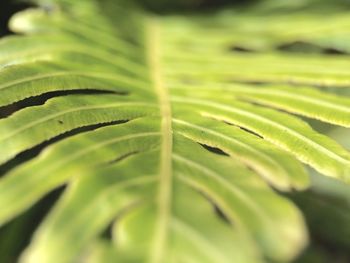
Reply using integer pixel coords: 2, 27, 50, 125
147, 18, 173, 263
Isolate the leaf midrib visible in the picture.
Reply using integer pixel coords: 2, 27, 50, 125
147, 19, 174, 263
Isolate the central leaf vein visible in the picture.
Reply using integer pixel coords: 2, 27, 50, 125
147, 18, 173, 263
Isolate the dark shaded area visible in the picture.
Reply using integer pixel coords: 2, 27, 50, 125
227, 120, 264, 138
199, 190, 232, 224
213, 204, 231, 224
0, 89, 126, 119
138, 0, 253, 12
0, 0, 32, 37
238, 126, 263, 138
277, 41, 347, 56
107, 151, 140, 165
100, 222, 114, 241
200, 143, 230, 156
0, 186, 64, 263
290, 191, 350, 263
229, 45, 256, 53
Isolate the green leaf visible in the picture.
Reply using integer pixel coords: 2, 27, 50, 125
0, 0, 349, 262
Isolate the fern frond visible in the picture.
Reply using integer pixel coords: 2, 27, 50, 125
0, 0, 349, 262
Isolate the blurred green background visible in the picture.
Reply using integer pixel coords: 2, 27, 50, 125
0, 0, 255, 37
